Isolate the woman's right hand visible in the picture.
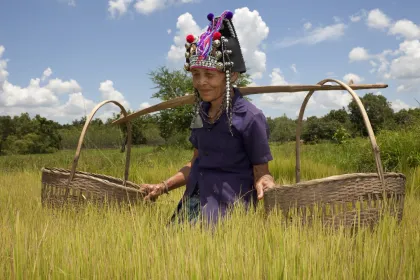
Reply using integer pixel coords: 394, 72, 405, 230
140, 183, 166, 201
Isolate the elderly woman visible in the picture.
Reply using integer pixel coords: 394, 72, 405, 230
141, 10, 275, 224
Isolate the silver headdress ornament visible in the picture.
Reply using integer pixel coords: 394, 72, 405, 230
185, 10, 247, 134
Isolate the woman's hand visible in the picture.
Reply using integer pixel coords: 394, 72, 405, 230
140, 183, 166, 201
255, 174, 276, 200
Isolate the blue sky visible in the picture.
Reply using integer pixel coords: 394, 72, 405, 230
1, 0, 420, 123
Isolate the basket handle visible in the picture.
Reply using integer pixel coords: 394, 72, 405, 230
67, 100, 133, 186
295, 78, 385, 187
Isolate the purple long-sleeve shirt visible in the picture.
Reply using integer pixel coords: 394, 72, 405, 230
183, 87, 273, 222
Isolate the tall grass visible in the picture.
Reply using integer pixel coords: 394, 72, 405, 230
1, 138, 419, 278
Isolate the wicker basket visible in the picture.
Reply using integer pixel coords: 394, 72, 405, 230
41, 100, 146, 207
264, 79, 406, 228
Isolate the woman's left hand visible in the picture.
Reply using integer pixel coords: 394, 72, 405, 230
255, 174, 276, 200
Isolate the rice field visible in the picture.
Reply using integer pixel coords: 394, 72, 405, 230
1, 142, 419, 279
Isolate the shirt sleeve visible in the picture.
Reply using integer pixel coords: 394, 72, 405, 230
189, 129, 198, 149
242, 112, 273, 165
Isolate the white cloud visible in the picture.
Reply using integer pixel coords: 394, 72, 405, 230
349, 47, 370, 61
167, 12, 203, 62
290, 64, 298, 74
0, 45, 131, 124
167, 8, 270, 80
389, 19, 420, 40
343, 73, 364, 84
270, 68, 288, 85
232, 7, 269, 79
41, 67, 52, 81
167, 29, 172, 34
58, 0, 76, 7
134, 0, 194, 15
99, 80, 130, 109
367, 9, 391, 29
108, 0, 133, 18
397, 85, 405, 92
391, 99, 413, 112
278, 23, 346, 47
258, 68, 351, 116
134, 0, 165, 14
0, 46, 9, 87
303, 22, 312, 30
46, 78, 81, 94
388, 40, 420, 80
349, 9, 367, 22
140, 102, 151, 109
1, 79, 59, 107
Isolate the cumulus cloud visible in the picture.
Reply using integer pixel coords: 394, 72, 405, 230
232, 7, 269, 79
108, 0, 133, 18
349, 47, 370, 62
0, 45, 133, 124
99, 80, 130, 109
389, 19, 420, 40
303, 22, 312, 30
58, 0, 76, 7
167, 8, 269, 80
45, 78, 81, 94
140, 102, 151, 109
367, 9, 391, 29
290, 64, 298, 74
349, 9, 367, 22
277, 23, 346, 47
343, 73, 364, 84
134, 0, 195, 15
41, 67, 52, 81
257, 68, 352, 117
167, 12, 203, 62
391, 99, 413, 112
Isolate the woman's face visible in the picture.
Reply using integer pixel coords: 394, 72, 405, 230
191, 68, 227, 103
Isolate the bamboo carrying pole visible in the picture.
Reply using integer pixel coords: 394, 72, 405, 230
112, 83, 388, 125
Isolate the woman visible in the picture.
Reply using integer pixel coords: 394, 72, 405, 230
140, 10, 275, 224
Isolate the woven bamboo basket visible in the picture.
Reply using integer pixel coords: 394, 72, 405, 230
41, 100, 146, 207
264, 79, 406, 228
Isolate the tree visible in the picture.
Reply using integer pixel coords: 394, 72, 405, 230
0, 116, 14, 155
348, 93, 395, 136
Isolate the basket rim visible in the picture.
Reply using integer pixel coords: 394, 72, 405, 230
266, 171, 406, 192
41, 167, 146, 195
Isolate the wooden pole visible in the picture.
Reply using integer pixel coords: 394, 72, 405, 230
112, 83, 388, 125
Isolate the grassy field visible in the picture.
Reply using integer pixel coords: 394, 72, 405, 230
1, 138, 419, 279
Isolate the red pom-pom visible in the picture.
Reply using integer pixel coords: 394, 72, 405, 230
213, 32, 221, 40
186, 34, 195, 43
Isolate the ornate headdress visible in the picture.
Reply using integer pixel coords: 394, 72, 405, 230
184, 10, 246, 132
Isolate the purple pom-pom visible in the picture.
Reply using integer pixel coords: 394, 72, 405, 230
207, 13, 214, 21
226, 11, 233, 19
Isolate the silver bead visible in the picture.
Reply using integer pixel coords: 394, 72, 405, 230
215, 51, 222, 59
185, 52, 190, 58
212, 40, 221, 48
184, 63, 190, 71
216, 62, 224, 71
185, 43, 191, 49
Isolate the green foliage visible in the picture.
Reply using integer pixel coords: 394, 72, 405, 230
0, 113, 61, 155
267, 115, 296, 143
348, 93, 395, 136
332, 125, 351, 144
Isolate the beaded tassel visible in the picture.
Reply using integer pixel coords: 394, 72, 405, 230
225, 70, 233, 136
